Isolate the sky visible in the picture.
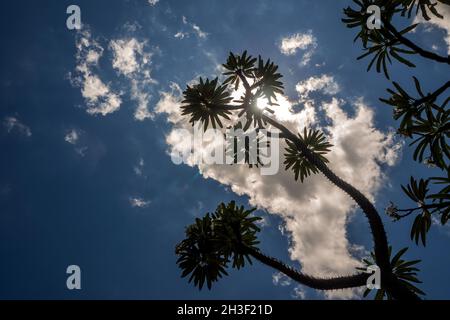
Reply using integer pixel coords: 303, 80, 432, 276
0, 0, 449, 300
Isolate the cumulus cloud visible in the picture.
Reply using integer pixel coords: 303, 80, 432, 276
69, 28, 157, 120
70, 30, 122, 116
413, 3, 450, 54
279, 31, 318, 65
110, 39, 147, 76
296, 74, 340, 102
155, 73, 402, 299
129, 197, 151, 208
3, 116, 32, 137
148, 0, 159, 6
155, 82, 184, 123
109, 38, 156, 121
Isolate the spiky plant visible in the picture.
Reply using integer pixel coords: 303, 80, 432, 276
174, 48, 425, 300
357, 247, 424, 299
181, 77, 233, 131
343, 0, 450, 246
284, 128, 333, 182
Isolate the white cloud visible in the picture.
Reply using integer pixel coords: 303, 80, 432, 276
134, 158, 145, 176
148, 0, 159, 6
64, 129, 88, 157
155, 82, 184, 123
130, 197, 151, 208
192, 24, 208, 39
292, 286, 307, 300
110, 39, 146, 76
174, 31, 188, 39
413, 3, 450, 54
279, 31, 317, 65
64, 129, 80, 145
272, 272, 292, 287
109, 38, 156, 121
3, 116, 32, 137
296, 74, 340, 102
176, 16, 209, 39
131, 79, 154, 121
155, 74, 402, 299
70, 30, 122, 116
70, 29, 158, 120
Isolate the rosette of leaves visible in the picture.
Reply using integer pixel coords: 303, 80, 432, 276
380, 78, 449, 168
222, 51, 284, 129
252, 55, 284, 105
402, 176, 450, 245
402, 177, 432, 245
175, 201, 262, 289
357, 246, 424, 299
211, 201, 261, 269
222, 51, 257, 90
380, 79, 423, 136
356, 23, 417, 79
398, 0, 450, 20
175, 214, 229, 290
284, 128, 333, 182
409, 106, 449, 169
342, 0, 389, 47
233, 93, 268, 131
181, 77, 233, 131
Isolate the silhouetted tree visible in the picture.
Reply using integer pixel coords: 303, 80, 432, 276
342, 0, 449, 246
174, 49, 423, 300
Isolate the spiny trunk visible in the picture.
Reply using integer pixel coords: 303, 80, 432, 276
261, 115, 419, 300
244, 245, 369, 290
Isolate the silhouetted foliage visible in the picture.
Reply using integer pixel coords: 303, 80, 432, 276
168, 0, 450, 299
343, 0, 450, 246
176, 201, 261, 289
284, 128, 333, 182
174, 47, 423, 300
357, 246, 424, 299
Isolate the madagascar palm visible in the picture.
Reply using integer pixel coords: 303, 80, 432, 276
174, 49, 422, 300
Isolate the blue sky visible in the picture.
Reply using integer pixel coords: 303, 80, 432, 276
0, 0, 449, 299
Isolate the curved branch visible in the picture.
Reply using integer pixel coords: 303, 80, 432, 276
244, 246, 369, 290
235, 70, 391, 271
232, 72, 419, 300
260, 114, 391, 272
384, 20, 450, 65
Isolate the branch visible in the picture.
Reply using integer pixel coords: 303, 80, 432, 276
231, 73, 425, 300
414, 81, 450, 107
237, 70, 252, 91
219, 105, 245, 111
244, 246, 369, 290
233, 71, 391, 273
384, 20, 450, 65
261, 114, 391, 270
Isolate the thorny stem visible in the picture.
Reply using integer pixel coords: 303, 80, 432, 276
232, 72, 420, 300
242, 245, 370, 290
